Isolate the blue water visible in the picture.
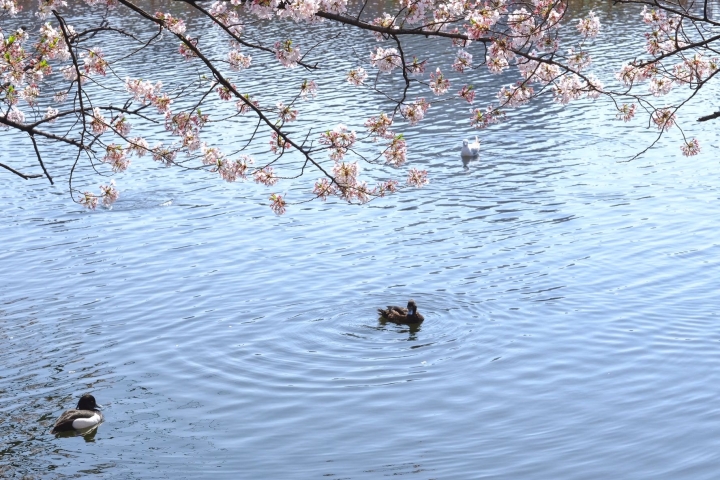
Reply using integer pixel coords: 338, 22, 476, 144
2, 1, 720, 478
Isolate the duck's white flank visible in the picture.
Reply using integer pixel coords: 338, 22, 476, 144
71, 413, 101, 429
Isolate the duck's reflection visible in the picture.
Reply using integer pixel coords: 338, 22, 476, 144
377, 318, 422, 341
53, 424, 99, 442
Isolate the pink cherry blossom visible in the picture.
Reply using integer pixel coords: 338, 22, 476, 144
156, 12, 187, 35
365, 113, 394, 140
44, 107, 59, 123
680, 138, 700, 156
269, 193, 287, 215
400, 98, 429, 125
300, 79, 317, 99
407, 168, 429, 187
274, 40, 301, 68
179, 38, 199, 61
112, 115, 131, 136
577, 11, 600, 38
371, 14, 397, 41
270, 132, 291, 153
452, 50, 472, 73
151, 144, 178, 166
459, 84, 475, 103
498, 83, 534, 107
651, 108, 676, 131
319, 124, 357, 160
100, 180, 119, 207
376, 180, 399, 197
313, 177, 334, 200
90, 107, 108, 135
127, 137, 149, 157
406, 57, 427, 75
429, 68, 450, 95
83, 48, 108, 76
228, 48, 252, 70
79, 191, 98, 210
615, 103, 636, 122
254, 166, 278, 186
383, 134, 406, 167
276, 102, 299, 122
217, 85, 234, 101
370, 47, 401, 73
347, 67, 368, 86
470, 105, 504, 129
103, 144, 130, 172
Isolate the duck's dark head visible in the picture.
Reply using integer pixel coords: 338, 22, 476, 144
406, 300, 418, 317
77, 394, 101, 410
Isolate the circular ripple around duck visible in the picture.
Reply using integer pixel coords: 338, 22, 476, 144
204, 292, 497, 393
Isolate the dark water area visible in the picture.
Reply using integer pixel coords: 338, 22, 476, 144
2, 1, 720, 478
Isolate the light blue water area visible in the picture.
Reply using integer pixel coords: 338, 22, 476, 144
2, 1, 720, 478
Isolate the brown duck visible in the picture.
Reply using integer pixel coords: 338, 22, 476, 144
378, 299, 424, 324
51, 394, 103, 433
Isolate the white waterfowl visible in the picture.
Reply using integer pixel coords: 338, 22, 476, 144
461, 136, 480, 157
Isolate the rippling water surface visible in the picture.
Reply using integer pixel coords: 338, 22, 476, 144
2, 2, 720, 478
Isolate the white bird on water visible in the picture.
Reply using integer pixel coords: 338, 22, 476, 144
461, 136, 480, 157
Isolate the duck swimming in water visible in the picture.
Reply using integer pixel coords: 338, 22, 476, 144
51, 394, 103, 433
378, 299, 424, 324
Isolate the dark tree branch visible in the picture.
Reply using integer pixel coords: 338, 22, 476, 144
698, 111, 720, 122
0, 162, 44, 180
29, 134, 54, 185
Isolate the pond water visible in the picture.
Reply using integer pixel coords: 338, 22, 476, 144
2, 2, 720, 478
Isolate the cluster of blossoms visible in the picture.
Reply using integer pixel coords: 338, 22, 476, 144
299, 79, 317, 99
609, 6, 718, 154
125, 78, 171, 113
370, 47, 401, 73
228, 47, 251, 71
347, 67, 368, 86
2, 0, 714, 215
470, 106, 504, 129
407, 57, 427, 75
274, 40, 301, 68
269, 193, 286, 215
577, 11, 600, 38
79, 180, 119, 210
201, 144, 253, 182
429, 68, 450, 95
82, 48, 108, 76
276, 102, 299, 123
236, 93, 260, 115
208, 1, 244, 36
400, 98, 430, 126
4, 106, 24, 125
452, 50, 472, 73
407, 168, 429, 187
270, 131, 292, 154
155, 12, 187, 35
253, 166, 278, 186
371, 14, 397, 41
384, 134, 407, 167
166, 111, 209, 152
364, 113, 394, 140
319, 124, 356, 161
458, 84, 475, 103
102, 144, 130, 172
